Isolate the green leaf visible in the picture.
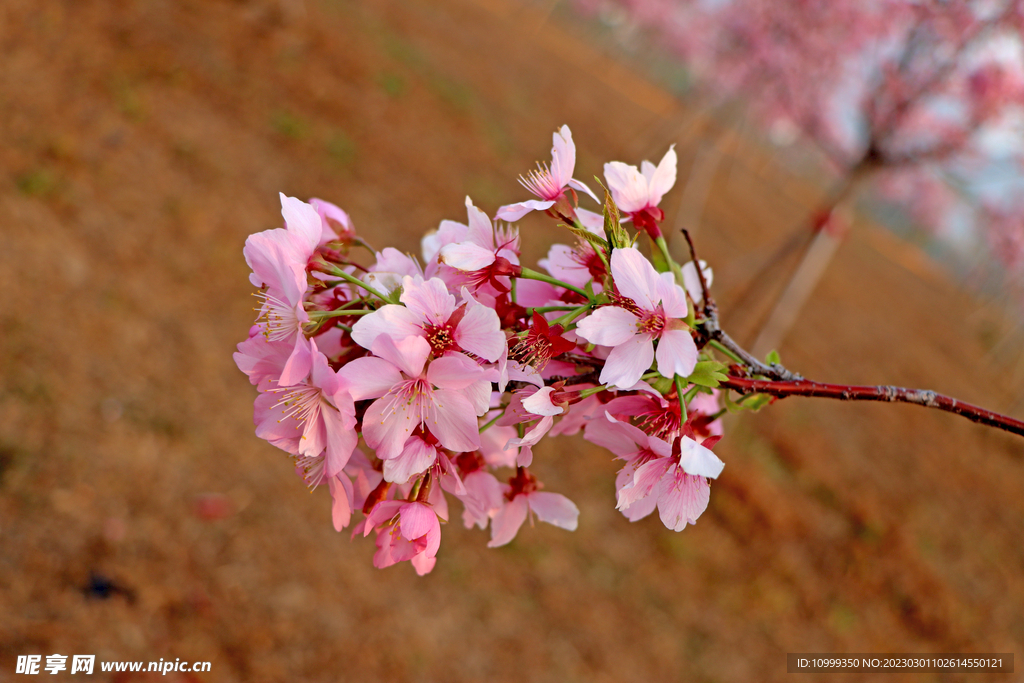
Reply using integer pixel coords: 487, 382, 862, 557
684, 360, 729, 388
765, 349, 781, 366
742, 394, 772, 411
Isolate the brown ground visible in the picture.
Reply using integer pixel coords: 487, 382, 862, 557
2, 1, 1023, 681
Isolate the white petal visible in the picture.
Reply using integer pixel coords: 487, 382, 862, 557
677, 436, 725, 479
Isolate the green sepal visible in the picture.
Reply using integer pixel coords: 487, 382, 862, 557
565, 223, 610, 253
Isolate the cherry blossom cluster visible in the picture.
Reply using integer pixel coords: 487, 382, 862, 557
235, 126, 734, 575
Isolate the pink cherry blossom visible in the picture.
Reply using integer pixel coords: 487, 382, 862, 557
243, 194, 325, 385
340, 335, 486, 460
365, 500, 442, 575
487, 469, 579, 547
309, 197, 355, 244
351, 276, 504, 361
575, 247, 698, 389
253, 338, 358, 477
438, 198, 521, 293
585, 412, 722, 529
496, 125, 597, 222
294, 453, 357, 532
603, 146, 677, 236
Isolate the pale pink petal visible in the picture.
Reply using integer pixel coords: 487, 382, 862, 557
603, 161, 649, 213
610, 248, 661, 311
549, 124, 576, 189
540, 243, 591, 288
297, 405, 327, 459
428, 479, 449, 521
567, 177, 599, 203
528, 491, 579, 531
522, 386, 564, 416
427, 353, 486, 390
514, 278, 560, 307
656, 329, 699, 380
309, 197, 352, 243
400, 277, 457, 327
363, 393, 420, 461
617, 457, 671, 511
371, 334, 431, 379
459, 471, 504, 529
689, 391, 724, 436
677, 436, 725, 479
657, 470, 710, 531
465, 197, 495, 250
422, 219, 469, 263
234, 334, 293, 391
488, 495, 530, 548
516, 444, 534, 467
280, 193, 323, 254
328, 474, 353, 531
410, 553, 437, 575
657, 273, 690, 320
253, 391, 301, 454
480, 425, 519, 468
575, 207, 606, 234
575, 307, 639, 347
383, 437, 437, 484
430, 389, 482, 453
338, 356, 403, 401
277, 325, 314, 387
645, 146, 677, 208
364, 500, 404, 535
439, 242, 496, 272
495, 199, 555, 222
243, 229, 306, 302
309, 340, 341, 396
617, 463, 659, 521
507, 361, 544, 388
599, 334, 655, 390
371, 247, 421, 278
681, 260, 713, 305
454, 292, 505, 361
582, 412, 643, 457
323, 401, 358, 476
399, 502, 441, 558
505, 415, 554, 449
462, 378, 493, 416
350, 305, 424, 351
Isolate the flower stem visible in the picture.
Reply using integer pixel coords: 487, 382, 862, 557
551, 305, 591, 328
654, 235, 685, 287
479, 409, 506, 433
708, 339, 744, 364
322, 265, 396, 304
675, 374, 688, 422
518, 267, 593, 301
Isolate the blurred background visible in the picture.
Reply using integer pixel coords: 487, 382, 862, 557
1, 0, 1023, 681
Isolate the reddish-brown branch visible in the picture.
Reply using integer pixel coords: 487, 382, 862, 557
722, 376, 1024, 438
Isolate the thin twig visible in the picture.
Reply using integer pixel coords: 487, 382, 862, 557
681, 228, 800, 381
722, 375, 1024, 438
